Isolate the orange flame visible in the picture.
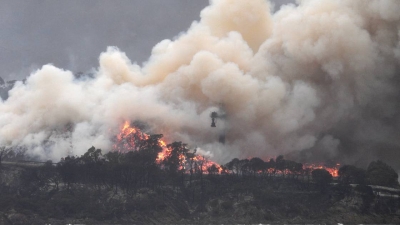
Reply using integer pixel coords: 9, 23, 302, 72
113, 121, 149, 152
303, 163, 339, 177
113, 121, 339, 177
113, 121, 222, 173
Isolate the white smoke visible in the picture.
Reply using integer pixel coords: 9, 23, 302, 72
1, 0, 400, 167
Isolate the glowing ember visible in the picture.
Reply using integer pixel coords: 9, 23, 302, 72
113, 121, 150, 152
304, 163, 340, 177
156, 140, 168, 162
113, 121, 339, 177
113, 121, 222, 173
191, 154, 223, 173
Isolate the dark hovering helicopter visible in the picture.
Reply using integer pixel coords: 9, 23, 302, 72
210, 111, 218, 127
210, 111, 226, 144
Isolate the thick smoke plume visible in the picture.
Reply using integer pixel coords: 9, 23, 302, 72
1, 0, 400, 169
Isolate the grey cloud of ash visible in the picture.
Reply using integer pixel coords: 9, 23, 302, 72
1, 0, 400, 169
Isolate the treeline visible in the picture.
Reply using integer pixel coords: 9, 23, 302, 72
0, 136, 399, 222
226, 156, 398, 186
1, 135, 399, 194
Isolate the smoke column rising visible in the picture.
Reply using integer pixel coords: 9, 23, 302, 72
1, 0, 400, 168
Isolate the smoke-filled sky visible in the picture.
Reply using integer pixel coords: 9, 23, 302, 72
1, 0, 400, 172
0, 0, 294, 81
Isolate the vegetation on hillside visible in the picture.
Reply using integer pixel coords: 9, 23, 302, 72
0, 137, 399, 224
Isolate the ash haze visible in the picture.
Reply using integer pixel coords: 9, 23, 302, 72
1, 0, 400, 172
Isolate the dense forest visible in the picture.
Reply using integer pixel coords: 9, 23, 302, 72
0, 135, 399, 224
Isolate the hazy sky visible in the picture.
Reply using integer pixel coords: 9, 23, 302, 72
0, 0, 295, 81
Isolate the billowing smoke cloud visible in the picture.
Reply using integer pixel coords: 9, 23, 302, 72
1, 0, 400, 168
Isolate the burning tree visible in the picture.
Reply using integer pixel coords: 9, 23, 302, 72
112, 120, 345, 185
163, 141, 188, 188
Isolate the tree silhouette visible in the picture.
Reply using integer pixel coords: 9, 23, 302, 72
248, 157, 265, 177
163, 141, 188, 187
367, 160, 399, 187
265, 158, 276, 178
338, 165, 366, 185
207, 164, 219, 175
275, 155, 286, 177
225, 158, 240, 176
285, 160, 303, 179
57, 156, 79, 191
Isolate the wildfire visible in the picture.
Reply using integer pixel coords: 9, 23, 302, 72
113, 121, 223, 173
190, 154, 223, 173
304, 163, 340, 177
113, 121, 339, 177
113, 121, 149, 152
113, 121, 167, 160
